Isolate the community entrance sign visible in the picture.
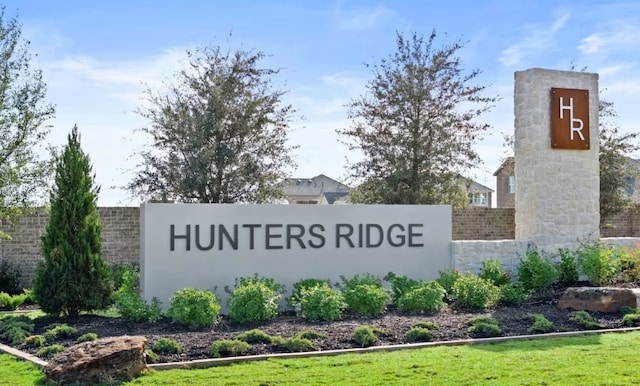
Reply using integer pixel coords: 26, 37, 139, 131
550, 87, 590, 150
140, 203, 451, 307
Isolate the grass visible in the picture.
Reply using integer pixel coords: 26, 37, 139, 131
1, 331, 640, 385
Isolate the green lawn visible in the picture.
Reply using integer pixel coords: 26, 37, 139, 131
2, 331, 639, 385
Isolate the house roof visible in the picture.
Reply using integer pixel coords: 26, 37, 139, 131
282, 174, 351, 197
322, 191, 350, 204
464, 178, 494, 193
493, 157, 514, 176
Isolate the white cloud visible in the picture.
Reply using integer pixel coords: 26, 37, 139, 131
498, 10, 571, 68
334, 3, 391, 31
579, 20, 640, 55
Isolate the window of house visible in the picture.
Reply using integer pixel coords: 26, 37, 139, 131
508, 176, 516, 194
467, 192, 487, 205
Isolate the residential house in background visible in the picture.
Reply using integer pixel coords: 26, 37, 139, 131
462, 177, 494, 208
493, 157, 515, 208
281, 174, 351, 204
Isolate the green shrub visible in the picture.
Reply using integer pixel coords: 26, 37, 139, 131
620, 247, 640, 283
24, 335, 46, 347
0, 259, 22, 295
145, 349, 160, 363
467, 316, 499, 326
76, 333, 98, 343
300, 283, 346, 322
225, 274, 285, 296
113, 268, 163, 323
517, 249, 559, 293
577, 242, 622, 286
109, 262, 139, 291
0, 315, 34, 344
623, 313, 640, 327
468, 322, 502, 338
620, 306, 637, 315
228, 282, 281, 323
43, 324, 78, 341
499, 283, 530, 306
397, 281, 445, 313
352, 325, 383, 348
236, 329, 274, 344
570, 311, 604, 329
37, 344, 65, 358
437, 269, 462, 301
478, 259, 510, 287
527, 314, 554, 333
294, 330, 327, 340
168, 288, 220, 328
273, 337, 315, 352
413, 321, 439, 330
556, 248, 579, 286
152, 338, 181, 354
0, 292, 27, 310
288, 278, 331, 309
209, 340, 251, 358
405, 327, 433, 343
343, 284, 390, 317
384, 272, 422, 306
452, 274, 500, 310
340, 273, 383, 292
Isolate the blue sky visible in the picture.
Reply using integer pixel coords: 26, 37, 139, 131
5, 0, 640, 205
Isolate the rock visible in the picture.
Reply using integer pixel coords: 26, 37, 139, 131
558, 287, 640, 313
43, 335, 148, 385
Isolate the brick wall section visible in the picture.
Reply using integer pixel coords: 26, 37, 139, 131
0, 207, 140, 287
601, 207, 640, 238
452, 207, 515, 240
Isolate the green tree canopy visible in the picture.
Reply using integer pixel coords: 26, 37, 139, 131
339, 31, 496, 206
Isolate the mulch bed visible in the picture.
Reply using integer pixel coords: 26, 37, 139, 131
7, 287, 627, 364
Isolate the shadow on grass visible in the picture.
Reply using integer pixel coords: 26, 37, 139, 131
469, 332, 603, 353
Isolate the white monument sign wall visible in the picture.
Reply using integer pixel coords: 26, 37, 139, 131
140, 203, 451, 307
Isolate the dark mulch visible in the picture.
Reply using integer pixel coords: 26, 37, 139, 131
7, 286, 628, 364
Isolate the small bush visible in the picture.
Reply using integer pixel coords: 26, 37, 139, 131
556, 248, 579, 286
452, 274, 501, 310
621, 247, 640, 283
113, 268, 163, 323
294, 330, 327, 340
0, 315, 34, 345
273, 337, 315, 352
570, 311, 604, 329
300, 283, 346, 322
478, 259, 510, 287
152, 338, 181, 354
527, 314, 554, 333
577, 242, 622, 286
228, 282, 281, 323
236, 329, 274, 344
468, 322, 502, 338
145, 349, 160, 363
384, 272, 422, 306
352, 325, 381, 348
288, 278, 331, 309
623, 313, 640, 327
168, 288, 220, 328
24, 335, 46, 347
109, 262, 139, 291
225, 274, 285, 296
405, 327, 433, 343
340, 273, 383, 292
37, 344, 65, 358
0, 292, 26, 310
76, 333, 98, 343
0, 259, 22, 295
517, 249, 559, 293
413, 321, 439, 330
43, 324, 78, 341
343, 284, 390, 317
437, 269, 462, 301
397, 281, 445, 313
499, 283, 530, 306
467, 316, 499, 326
209, 340, 251, 358
620, 306, 637, 315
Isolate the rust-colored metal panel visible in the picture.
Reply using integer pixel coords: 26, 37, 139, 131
550, 88, 590, 150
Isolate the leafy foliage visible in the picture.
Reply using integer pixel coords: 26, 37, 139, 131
556, 249, 579, 286
33, 126, 112, 317
76, 333, 97, 343
0, 315, 33, 345
168, 288, 220, 328
570, 311, 604, 330
113, 268, 163, 323
413, 321, 439, 330
351, 325, 385, 348
24, 335, 46, 347
527, 314, 554, 334
405, 327, 433, 342
468, 322, 502, 338
384, 272, 422, 307
228, 282, 281, 323
43, 324, 77, 341
516, 248, 559, 294
0, 291, 26, 310
499, 283, 530, 306
437, 269, 462, 302
236, 329, 275, 344
340, 273, 383, 292
152, 338, 181, 354
343, 284, 390, 317
0, 10, 56, 237
452, 273, 500, 310
0, 260, 21, 294
209, 339, 250, 358
397, 281, 445, 313
36, 344, 64, 359
478, 259, 510, 287
127, 45, 296, 203
272, 337, 315, 352
294, 330, 327, 340
299, 283, 346, 322
622, 313, 640, 327
338, 31, 496, 206
288, 278, 331, 309
620, 246, 640, 283
577, 242, 622, 286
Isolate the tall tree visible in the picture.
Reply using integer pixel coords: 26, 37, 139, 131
339, 31, 496, 206
33, 126, 112, 317
0, 9, 55, 237
127, 46, 296, 203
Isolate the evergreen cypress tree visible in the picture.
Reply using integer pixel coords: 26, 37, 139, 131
33, 125, 112, 317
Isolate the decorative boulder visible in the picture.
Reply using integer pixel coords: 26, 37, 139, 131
44, 336, 148, 385
558, 287, 640, 313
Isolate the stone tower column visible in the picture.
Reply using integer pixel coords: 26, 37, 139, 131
514, 68, 599, 249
